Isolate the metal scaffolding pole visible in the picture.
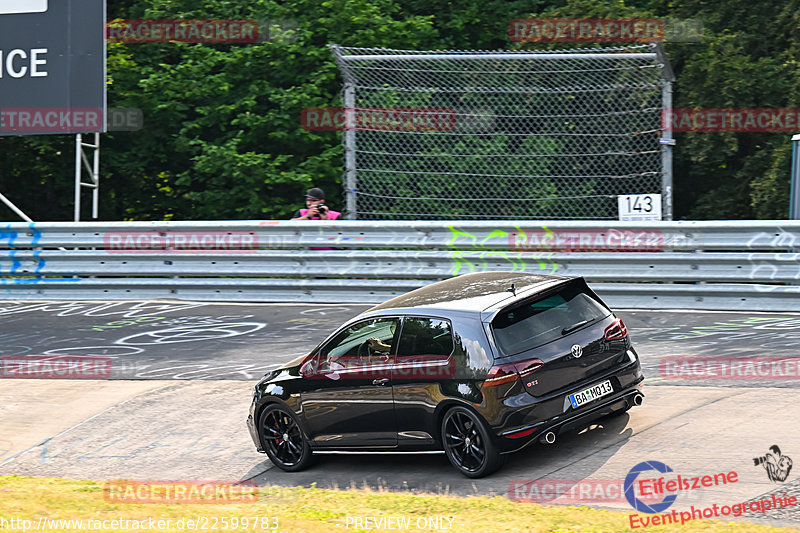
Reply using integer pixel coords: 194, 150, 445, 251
0, 191, 34, 222
74, 133, 101, 221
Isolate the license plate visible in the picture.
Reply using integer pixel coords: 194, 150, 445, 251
569, 379, 613, 409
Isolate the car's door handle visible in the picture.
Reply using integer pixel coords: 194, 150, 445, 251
372, 378, 390, 386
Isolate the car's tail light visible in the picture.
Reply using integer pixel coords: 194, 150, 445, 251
516, 358, 544, 378
604, 317, 628, 340
483, 358, 544, 388
483, 362, 519, 387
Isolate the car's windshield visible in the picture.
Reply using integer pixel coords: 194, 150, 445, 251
491, 284, 610, 355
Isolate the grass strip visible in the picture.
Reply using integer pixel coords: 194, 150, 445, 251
0, 476, 796, 532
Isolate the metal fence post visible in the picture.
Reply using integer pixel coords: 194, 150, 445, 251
661, 80, 674, 221
344, 84, 357, 220
656, 43, 675, 222
791, 134, 800, 220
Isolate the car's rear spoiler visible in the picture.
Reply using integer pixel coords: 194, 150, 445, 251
479, 276, 601, 323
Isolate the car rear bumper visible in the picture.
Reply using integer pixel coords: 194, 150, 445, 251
494, 353, 644, 454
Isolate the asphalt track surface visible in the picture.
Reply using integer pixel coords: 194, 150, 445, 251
1, 300, 799, 383
2, 301, 800, 528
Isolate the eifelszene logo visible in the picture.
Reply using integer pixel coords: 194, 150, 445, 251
625, 460, 740, 524
624, 461, 678, 514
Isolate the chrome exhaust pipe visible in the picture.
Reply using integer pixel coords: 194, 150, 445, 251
632, 394, 644, 407
540, 431, 556, 444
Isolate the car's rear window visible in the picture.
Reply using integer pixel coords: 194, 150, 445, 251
491, 283, 611, 355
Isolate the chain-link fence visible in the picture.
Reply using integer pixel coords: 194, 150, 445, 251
330, 43, 673, 220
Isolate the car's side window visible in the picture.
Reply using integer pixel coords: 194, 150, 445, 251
397, 317, 454, 357
318, 317, 399, 370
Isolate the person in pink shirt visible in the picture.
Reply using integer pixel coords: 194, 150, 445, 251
291, 187, 341, 221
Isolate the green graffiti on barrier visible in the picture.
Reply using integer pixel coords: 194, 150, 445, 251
447, 225, 557, 276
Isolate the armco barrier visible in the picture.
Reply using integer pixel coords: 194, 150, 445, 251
1, 220, 799, 311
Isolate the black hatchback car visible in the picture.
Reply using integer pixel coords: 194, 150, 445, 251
247, 272, 644, 477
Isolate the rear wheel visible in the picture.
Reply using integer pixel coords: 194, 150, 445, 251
441, 406, 502, 478
259, 404, 313, 472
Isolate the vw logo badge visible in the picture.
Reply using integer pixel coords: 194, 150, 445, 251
571, 344, 583, 358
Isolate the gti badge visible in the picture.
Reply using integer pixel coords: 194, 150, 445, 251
571, 344, 583, 358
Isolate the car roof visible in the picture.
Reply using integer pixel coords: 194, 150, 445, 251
364, 272, 573, 317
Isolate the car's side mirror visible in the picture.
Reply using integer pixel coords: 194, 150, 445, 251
299, 354, 320, 377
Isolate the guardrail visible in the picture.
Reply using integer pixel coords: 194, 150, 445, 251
1, 220, 799, 311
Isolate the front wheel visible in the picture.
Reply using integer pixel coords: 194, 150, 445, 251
259, 404, 313, 472
441, 406, 502, 478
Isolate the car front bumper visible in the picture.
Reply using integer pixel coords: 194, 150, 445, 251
247, 397, 264, 453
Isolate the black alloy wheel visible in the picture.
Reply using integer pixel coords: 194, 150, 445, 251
441, 406, 501, 478
259, 404, 313, 472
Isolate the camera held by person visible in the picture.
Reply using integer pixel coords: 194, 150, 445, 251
290, 188, 341, 221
